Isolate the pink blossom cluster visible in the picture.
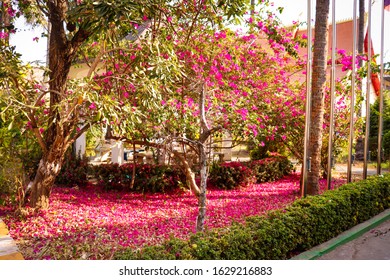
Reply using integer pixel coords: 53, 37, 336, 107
0, 31, 9, 39
0, 173, 345, 260
328, 49, 368, 72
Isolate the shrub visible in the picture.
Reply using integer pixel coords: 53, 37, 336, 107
248, 141, 287, 161
114, 174, 390, 260
92, 163, 186, 193
249, 154, 293, 183
56, 153, 90, 186
0, 159, 26, 207
92, 163, 122, 190
119, 163, 186, 193
208, 161, 255, 190
209, 155, 293, 189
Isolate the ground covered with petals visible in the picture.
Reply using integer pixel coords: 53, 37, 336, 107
0, 173, 345, 260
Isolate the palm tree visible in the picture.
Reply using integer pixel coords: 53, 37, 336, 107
355, 0, 365, 161
307, 0, 330, 195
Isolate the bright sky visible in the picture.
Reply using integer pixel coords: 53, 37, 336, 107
9, 0, 390, 64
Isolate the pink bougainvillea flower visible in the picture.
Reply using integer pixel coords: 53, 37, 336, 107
89, 102, 97, 110
0, 31, 8, 39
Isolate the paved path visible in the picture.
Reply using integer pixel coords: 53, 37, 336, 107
318, 219, 390, 260
0, 218, 24, 260
292, 209, 390, 260
333, 164, 388, 177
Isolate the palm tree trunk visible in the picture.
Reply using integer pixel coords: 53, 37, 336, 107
307, 0, 330, 195
355, 0, 365, 161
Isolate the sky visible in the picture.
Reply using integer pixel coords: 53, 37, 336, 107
9, 0, 390, 64
10, 16, 47, 64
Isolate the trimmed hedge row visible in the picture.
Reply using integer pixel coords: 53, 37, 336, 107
209, 155, 294, 189
114, 174, 390, 260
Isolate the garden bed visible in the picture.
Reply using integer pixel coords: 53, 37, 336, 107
0, 172, 346, 260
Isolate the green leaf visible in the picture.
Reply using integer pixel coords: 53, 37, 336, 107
94, 111, 102, 122
8, 121, 14, 131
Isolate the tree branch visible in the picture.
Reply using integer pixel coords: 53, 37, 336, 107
185, 0, 202, 45
35, 0, 49, 17
73, 122, 93, 141
172, 150, 201, 197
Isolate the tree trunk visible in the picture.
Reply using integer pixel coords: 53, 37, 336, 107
29, 129, 71, 208
0, 0, 11, 44
307, 0, 330, 195
196, 142, 207, 232
172, 150, 201, 197
29, 156, 63, 209
28, 1, 91, 208
355, 0, 365, 161
358, 0, 364, 59
130, 142, 136, 189
195, 83, 211, 231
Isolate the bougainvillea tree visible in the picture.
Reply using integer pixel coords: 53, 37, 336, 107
0, 0, 249, 210
83, 2, 306, 231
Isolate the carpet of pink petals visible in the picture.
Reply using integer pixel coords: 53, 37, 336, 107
0, 172, 345, 260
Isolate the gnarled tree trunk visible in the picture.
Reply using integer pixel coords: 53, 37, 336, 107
28, 1, 90, 209
30, 153, 65, 208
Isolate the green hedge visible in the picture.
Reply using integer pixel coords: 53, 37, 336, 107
249, 156, 294, 183
114, 174, 390, 260
56, 155, 90, 186
209, 155, 293, 189
208, 161, 255, 190
92, 163, 186, 193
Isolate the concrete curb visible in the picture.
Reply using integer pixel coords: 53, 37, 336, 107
291, 208, 390, 260
0, 218, 24, 260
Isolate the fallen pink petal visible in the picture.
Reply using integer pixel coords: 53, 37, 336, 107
0, 173, 346, 260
